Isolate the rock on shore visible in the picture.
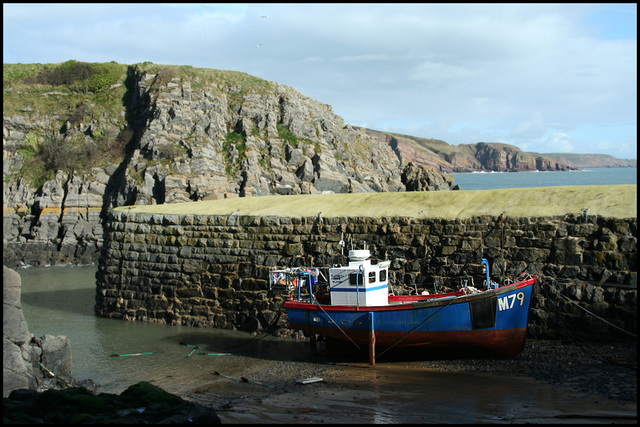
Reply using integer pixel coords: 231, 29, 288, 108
3, 265, 74, 397
3, 381, 221, 424
3, 265, 222, 423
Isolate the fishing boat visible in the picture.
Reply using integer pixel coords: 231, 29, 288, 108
270, 248, 538, 364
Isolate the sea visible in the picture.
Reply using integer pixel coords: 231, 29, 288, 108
450, 166, 636, 191
15, 167, 637, 423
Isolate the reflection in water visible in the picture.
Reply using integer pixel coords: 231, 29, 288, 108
369, 370, 401, 424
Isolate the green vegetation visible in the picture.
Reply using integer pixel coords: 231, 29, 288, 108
16, 132, 40, 164
17, 127, 133, 187
116, 184, 637, 220
148, 66, 179, 93
276, 123, 317, 153
223, 131, 247, 178
4, 62, 131, 185
16, 60, 124, 94
250, 125, 262, 137
277, 124, 299, 148
4, 60, 318, 188
4, 63, 125, 119
4, 61, 287, 187
4, 60, 278, 123
130, 62, 274, 100
155, 143, 186, 160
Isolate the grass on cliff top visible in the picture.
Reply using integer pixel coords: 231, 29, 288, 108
115, 185, 637, 220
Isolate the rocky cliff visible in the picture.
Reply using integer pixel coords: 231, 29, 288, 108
541, 153, 637, 169
3, 62, 456, 268
362, 128, 636, 172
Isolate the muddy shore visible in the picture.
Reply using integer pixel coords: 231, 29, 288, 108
153, 338, 636, 424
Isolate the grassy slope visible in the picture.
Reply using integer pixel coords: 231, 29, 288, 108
116, 185, 637, 220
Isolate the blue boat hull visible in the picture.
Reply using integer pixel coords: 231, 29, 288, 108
285, 277, 536, 357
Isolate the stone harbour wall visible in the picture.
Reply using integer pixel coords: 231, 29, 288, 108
95, 211, 637, 341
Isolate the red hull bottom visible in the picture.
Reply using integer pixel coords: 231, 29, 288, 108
292, 324, 528, 358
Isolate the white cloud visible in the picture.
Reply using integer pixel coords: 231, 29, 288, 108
532, 132, 575, 154
2, 3, 637, 159
510, 113, 547, 140
334, 54, 395, 62
409, 61, 475, 84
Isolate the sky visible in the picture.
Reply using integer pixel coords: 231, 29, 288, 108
3, 3, 637, 160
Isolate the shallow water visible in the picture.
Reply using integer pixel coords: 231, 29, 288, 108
18, 265, 637, 423
19, 265, 292, 392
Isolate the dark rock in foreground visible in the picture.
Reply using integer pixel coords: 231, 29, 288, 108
2, 381, 221, 424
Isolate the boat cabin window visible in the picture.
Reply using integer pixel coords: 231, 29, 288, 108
349, 273, 360, 286
380, 269, 387, 282
368, 271, 376, 283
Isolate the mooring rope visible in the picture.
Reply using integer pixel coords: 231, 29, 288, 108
376, 295, 461, 360
314, 299, 363, 352
540, 277, 637, 339
540, 277, 637, 368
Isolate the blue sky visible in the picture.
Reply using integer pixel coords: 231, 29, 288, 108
3, 3, 637, 159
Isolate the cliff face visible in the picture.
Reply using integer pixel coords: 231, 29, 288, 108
124, 68, 409, 203
363, 128, 582, 172
541, 153, 637, 169
3, 62, 456, 268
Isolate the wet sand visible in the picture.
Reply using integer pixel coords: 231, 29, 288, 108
146, 339, 636, 424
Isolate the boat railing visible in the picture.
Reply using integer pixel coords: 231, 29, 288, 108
297, 270, 316, 302
269, 267, 328, 302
